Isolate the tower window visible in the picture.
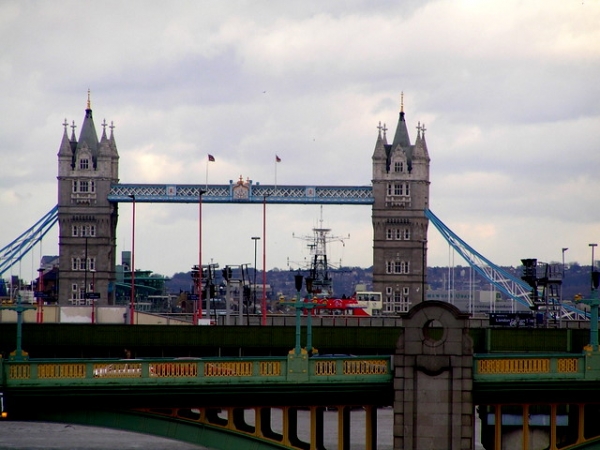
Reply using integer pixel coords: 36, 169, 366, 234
81, 225, 96, 237
79, 158, 89, 170
404, 228, 410, 240
394, 161, 404, 173
386, 261, 393, 273
79, 181, 89, 193
386, 260, 410, 274
401, 261, 410, 273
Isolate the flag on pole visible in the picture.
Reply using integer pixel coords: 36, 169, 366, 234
275, 155, 281, 163
206, 154, 215, 190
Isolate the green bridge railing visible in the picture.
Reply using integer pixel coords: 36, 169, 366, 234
473, 350, 600, 383
0, 354, 392, 389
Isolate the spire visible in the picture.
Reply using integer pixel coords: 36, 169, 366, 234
70, 120, 77, 142
420, 123, 430, 160
413, 122, 430, 161
400, 91, 404, 114
97, 118, 111, 166
100, 118, 108, 141
391, 92, 411, 149
372, 121, 387, 160
77, 90, 99, 154
57, 118, 72, 157
109, 120, 119, 157
382, 123, 388, 145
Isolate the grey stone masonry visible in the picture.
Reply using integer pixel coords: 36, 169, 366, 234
57, 100, 119, 305
371, 107, 430, 314
394, 301, 474, 450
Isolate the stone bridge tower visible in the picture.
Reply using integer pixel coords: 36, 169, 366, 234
372, 96, 430, 313
57, 93, 119, 305
395, 301, 474, 449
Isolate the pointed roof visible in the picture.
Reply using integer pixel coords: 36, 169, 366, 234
57, 119, 73, 157
391, 110, 411, 149
414, 122, 430, 161
109, 120, 119, 157
77, 90, 99, 154
372, 121, 387, 160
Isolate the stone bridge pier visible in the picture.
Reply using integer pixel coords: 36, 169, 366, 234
394, 301, 474, 449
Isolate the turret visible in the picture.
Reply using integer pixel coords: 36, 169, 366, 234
57, 92, 119, 306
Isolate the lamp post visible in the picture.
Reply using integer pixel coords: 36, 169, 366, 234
251, 237, 260, 314
561, 247, 568, 302
3, 294, 35, 361
128, 194, 136, 325
293, 273, 303, 355
305, 277, 314, 354
590, 244, 598, 292
90, 269, 96, 324
36, 268, 44, 324
421, 239, 427, 303
84, 237, 88, 305
195, 189, 206, 325
261, 195, 268, 325
587, 244, 599, 352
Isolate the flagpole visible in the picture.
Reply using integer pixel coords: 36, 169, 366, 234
205, 159, 209, 191
274, 155, 280, 195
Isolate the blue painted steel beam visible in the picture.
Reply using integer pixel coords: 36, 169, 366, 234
0, 206, 58, 276
425, 208, 534, 309
108, 183, 374, 205
426, 208, 589, 320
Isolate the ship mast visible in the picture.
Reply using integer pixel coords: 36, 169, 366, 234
294, 207, 349, 297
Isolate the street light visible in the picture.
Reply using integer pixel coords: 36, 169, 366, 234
84, 237, 88, 305
561, 247, 568, 305
251, 237, 260, 314
421, 239, 427, 303
590, 243, 598, 293
261, 195, 268, 325
195, 189, 206, 325
90, 269, 96, 324
36, 268, 44, 324
128, 194, 136, 325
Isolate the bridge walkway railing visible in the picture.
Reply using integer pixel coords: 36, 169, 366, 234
1, 354, 392, 389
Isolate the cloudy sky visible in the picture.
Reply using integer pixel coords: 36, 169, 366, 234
1, 0, 599, 281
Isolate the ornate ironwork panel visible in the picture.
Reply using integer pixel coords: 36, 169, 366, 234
108, 183, 374, 205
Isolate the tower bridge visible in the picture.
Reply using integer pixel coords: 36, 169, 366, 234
0, 94, 582, 319
14, 94, 429, 312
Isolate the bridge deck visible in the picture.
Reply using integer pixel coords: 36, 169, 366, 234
108, 183, 374, 204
